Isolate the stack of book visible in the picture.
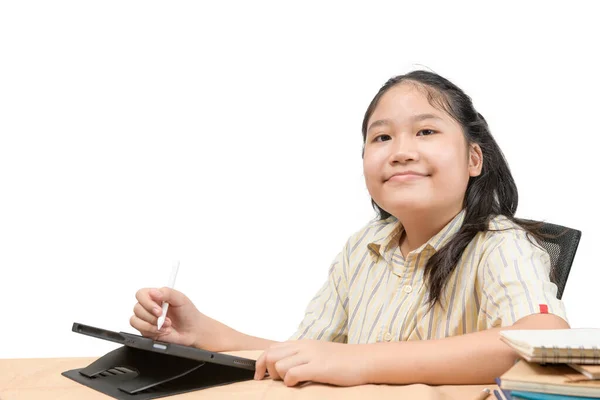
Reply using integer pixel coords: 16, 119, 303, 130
495, 329, 600, 400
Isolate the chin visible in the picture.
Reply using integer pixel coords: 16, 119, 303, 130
380, 200, 432, 216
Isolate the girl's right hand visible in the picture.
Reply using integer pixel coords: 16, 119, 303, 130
130, 287, 234, 352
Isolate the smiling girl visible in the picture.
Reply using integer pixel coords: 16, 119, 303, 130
130, 70, 569, 387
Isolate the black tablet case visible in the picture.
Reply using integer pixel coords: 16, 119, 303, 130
62, 323, 256, 399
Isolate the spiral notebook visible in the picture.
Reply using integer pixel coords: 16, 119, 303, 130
500, 360, 600, 398
499, 329, 600, 364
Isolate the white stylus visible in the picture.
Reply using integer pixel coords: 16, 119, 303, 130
157, 260, 180, 330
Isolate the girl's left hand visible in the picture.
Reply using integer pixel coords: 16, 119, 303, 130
254, 340, 368, 387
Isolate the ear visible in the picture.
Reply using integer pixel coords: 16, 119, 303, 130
468, 143, 483, 177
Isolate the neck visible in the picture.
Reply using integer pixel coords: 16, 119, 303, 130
397, 206, 463, 257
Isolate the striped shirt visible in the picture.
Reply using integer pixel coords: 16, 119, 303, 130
289, 209, 567, 344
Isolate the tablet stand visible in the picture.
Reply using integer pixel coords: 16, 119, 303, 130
62, 345, 255, 400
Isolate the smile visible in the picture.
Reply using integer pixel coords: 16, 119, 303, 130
386, 174, 428, 183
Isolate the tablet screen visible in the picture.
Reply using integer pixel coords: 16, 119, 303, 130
72, 322, 256, 371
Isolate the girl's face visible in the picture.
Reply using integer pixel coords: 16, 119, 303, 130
363, 83, 482, 218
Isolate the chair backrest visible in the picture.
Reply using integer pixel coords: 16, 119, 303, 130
532, 221, 582, 300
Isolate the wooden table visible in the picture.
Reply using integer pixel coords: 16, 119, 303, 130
0, 350, 495, 399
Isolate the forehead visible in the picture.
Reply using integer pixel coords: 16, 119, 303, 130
369, 82, 450, 124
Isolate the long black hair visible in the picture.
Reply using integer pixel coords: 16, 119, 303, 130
362, 70, 546, 308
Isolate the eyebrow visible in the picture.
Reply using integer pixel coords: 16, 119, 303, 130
367, 113, 443, 133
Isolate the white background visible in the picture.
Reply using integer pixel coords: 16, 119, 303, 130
1, 1, 598, 359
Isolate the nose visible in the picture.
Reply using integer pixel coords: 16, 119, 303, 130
389, 135, 419, 164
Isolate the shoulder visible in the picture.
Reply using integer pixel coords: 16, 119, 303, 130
474, 215, 549, 269
477, 214, 539, 246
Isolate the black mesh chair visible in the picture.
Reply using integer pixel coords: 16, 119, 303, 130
533, 221, 582, 300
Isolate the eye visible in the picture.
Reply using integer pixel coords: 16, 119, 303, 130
373, 134, 392, 142
417, 129, 437, 136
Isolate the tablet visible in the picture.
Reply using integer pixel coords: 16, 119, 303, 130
71, 322, 256, 371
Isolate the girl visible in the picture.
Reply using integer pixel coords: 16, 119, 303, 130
130, 70, 569, 387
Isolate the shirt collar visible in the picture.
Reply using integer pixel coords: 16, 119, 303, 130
367, 209, 466, 257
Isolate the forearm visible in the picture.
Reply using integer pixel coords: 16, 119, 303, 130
191, 315, 279, 352
362, 314, 569, 385
227, 329, 279, 351
363, 327, 514, 385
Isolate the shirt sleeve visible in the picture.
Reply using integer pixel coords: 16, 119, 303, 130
478, 232, 568, 328
287, 245, 350, 343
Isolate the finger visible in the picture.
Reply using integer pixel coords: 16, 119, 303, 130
253, 349, 276, 380
275, 353, 310, 382
151, 287, 188, 307
133, 303, 159, 325
264, 346, 299, 381
284, 363, 314, 387
265, 359, 282, 381
129, 315, 171, 338
254, 350, 268, 380
135, 288, 162, 314
255, 343, 298, 380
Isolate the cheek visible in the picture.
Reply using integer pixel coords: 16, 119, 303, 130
362, 154, 383, 193
362, 161, 376, 188
429, 148, 471, 187
362, 150, 377, 176
363, 151, 382, 183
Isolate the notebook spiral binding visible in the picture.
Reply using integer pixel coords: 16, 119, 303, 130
539, 345, 600, 364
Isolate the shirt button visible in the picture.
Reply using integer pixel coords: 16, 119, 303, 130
403, 285, 413, 293
384, 332, 393, 342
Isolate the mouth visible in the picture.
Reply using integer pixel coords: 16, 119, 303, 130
385, 172, 429, 183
